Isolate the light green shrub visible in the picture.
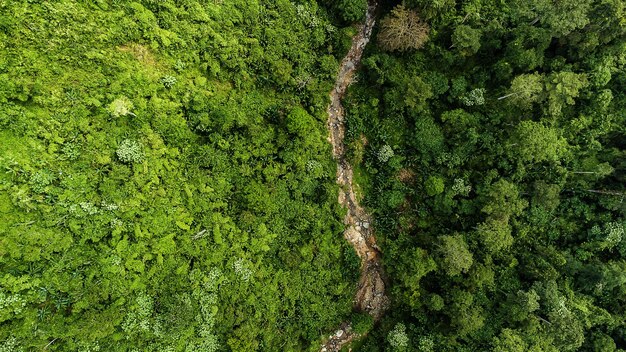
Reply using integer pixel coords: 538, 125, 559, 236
107, 97, 134, 117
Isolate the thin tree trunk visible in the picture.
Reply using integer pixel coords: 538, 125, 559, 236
537, 316, 552, 325
498, 92, 517, 100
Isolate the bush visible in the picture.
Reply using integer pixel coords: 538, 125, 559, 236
160, 75, 177, 89
378, 145, 394, 163
107, 96, 134, 117
351, 312, 374, 334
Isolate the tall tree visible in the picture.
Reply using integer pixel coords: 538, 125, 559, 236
512, 0, 593, 37
377, 5, 430, 52
452, 25, 482, 56
499, 73, 544, 110
437, 234, 474, 276
511, 121, 568, 164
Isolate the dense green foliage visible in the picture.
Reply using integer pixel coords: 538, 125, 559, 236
319, 0, 367, 24
3, 0, 626, 351
345, 0, 626, 350
0, 1, 361, 350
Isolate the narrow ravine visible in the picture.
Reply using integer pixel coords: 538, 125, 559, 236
321, 1, 387, 351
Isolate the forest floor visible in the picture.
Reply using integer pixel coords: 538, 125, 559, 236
321, 1, 387, 351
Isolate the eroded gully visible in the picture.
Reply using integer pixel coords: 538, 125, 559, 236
321, 1, 387, 351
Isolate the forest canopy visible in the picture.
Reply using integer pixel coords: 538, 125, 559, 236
1, 0, 626, 351
0, 0, 363, 350
345, 0, 626, 351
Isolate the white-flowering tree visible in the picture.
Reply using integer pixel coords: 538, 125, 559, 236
388, 323, 409, 350
116, 139, 144, 164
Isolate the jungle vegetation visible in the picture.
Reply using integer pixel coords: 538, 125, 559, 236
346, 0, 626, 351
0, 0, 364, 350
1, 0, 625, 351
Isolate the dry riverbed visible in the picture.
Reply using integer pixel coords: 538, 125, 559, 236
321, 1, 387, 351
